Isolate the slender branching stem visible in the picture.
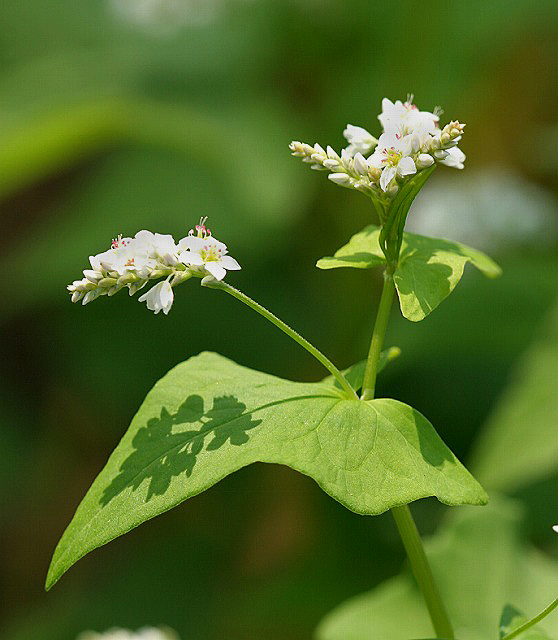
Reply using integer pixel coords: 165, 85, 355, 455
207, 280, 358, 399
502, 597, 558, 640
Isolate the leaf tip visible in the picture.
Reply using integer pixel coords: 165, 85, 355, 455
316, 257, 333, 270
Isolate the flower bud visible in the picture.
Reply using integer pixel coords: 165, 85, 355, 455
323, 159, 341, 170
98, 277, 118, 287
117, 272, 139, 285
149, 269, 170, 279
326, 146, 340, 161
328, 173, 352, 186
353, 153, 369, 176
416, 154, 434, 169
82, 290, 101, 305
368, 166, 382, 182
171, 270, 193, 286
83, 270, 101, 283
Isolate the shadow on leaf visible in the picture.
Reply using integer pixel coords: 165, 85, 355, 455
100, 394, 262, 506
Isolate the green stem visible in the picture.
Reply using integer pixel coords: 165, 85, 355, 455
359, 269, 453, 637
207, 280, 358, 399
360, 271, 395, 401
391, 505, 455, 639
502, 597, 558, 640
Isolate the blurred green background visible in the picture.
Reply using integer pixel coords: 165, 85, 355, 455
2, 1, 558, 638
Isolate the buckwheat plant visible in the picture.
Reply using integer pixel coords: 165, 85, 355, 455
48, 97, 558, 639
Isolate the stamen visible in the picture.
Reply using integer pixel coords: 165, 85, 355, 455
111, 234, 123, 249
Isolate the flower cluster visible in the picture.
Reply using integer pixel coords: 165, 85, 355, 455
67, 219, 240, 315
289, 96, 466, 197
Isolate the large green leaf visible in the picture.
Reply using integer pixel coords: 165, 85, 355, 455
471, 302, 558, 493
317, 225, 501, 322
46, 352, 485, 590
316, 498, 558, 640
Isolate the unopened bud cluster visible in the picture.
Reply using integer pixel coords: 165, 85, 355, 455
67, 219, 240, 315
290, 96, 466, 197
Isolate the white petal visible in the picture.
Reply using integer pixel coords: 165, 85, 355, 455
368, 152, 384, 169
159, 281, 173, 307
178, 235, 204, 251
220, 255, 241, 270
138, 280, 173, 314
377, 132, 399, 149
380, 166, 397, 191
397, 156, 417, 176
205, 262, 226, 280
438, 146, 466, 169
180, 250, 204, 266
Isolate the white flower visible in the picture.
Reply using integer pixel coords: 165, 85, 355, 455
379, 96, 439, 135
178, 219, 241, 282
438, 146, 466, 170
343, 124, 378, 156
134, 230, 179, 267
68, 218, 239, 313
88, 235, 157, 278
138, 280, 174, 314
368, 132, 417, 191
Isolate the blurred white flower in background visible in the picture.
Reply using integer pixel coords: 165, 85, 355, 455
110, 0, 254, 33
77, 627, 179, 640
406, 167, 558, 253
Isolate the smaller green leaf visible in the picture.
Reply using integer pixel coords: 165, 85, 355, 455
316, 225, 385, 270
316, 225, 500, 322
322, 347, 401, 392
394, 233, 502, 322
499, 604, 554, 639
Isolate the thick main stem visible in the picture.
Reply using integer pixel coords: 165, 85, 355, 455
391, 505, 455, 639
208, 281, 358, 399
360, 270, 454, 638
361, 271, 395, 401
